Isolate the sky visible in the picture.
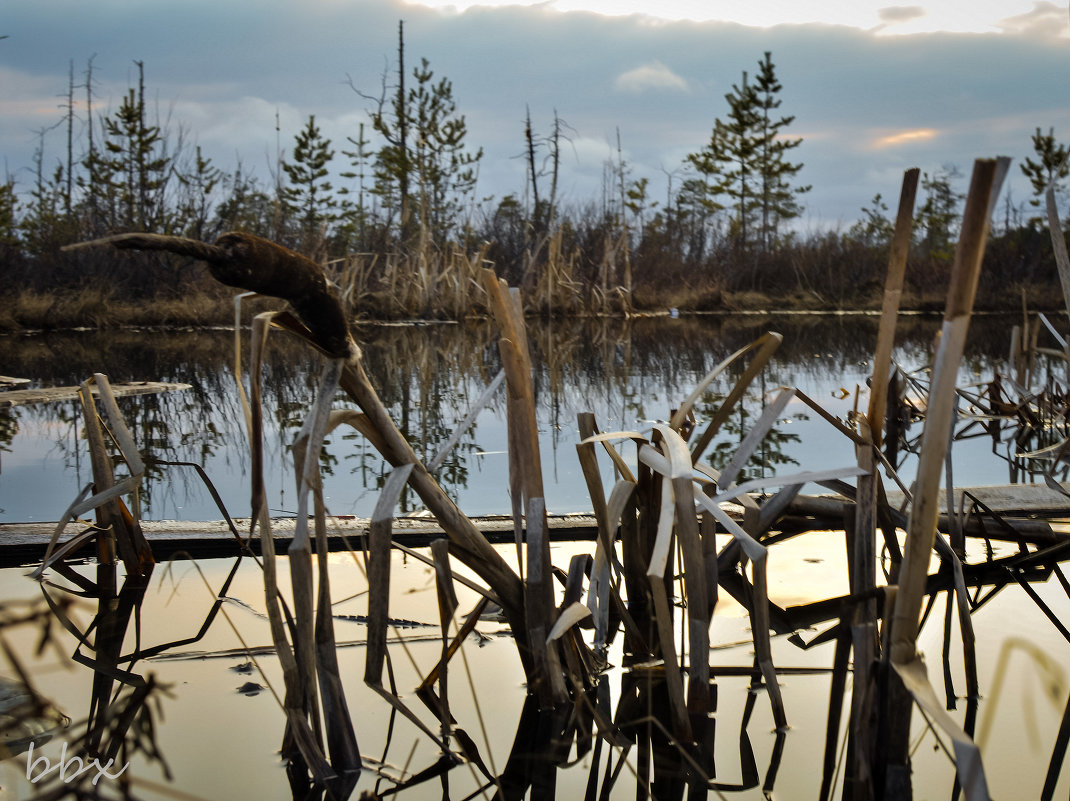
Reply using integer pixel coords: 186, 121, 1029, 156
2, 0, 1069, 230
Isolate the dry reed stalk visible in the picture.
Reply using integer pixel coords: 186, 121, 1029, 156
574, 418, 638, 651
287, 361, 343, 742
658, 427, 712, 730
676, 332, 783, 465
478, 268, 567, 704
641, 461, 691, 739
295, 361, 363, 787
574, 421, 654, 665
889, 158, 1005, 665
430, 539, 459, 740
364, 464, 416, 687
243, 314, 337, 787
846, 169, 919, 792
336, 356, 526, 628
34, 374, 152, 581
867, 168, 921, 447
1046, 182, 1070, 319
883, 157, 1009, 801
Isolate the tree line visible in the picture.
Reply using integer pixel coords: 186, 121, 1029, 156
2, 26, 1068, 320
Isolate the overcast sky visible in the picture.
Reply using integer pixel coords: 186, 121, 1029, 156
2, 0, 1068, 229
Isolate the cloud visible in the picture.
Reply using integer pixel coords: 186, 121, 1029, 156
614, 60, 688, 93
0, 0, 1065, 227
871, 128, 939, 149
997, 1, 1070, 38
877, 6, 926, 24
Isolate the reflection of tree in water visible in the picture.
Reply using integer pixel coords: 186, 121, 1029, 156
2, 313, 1024, 519
0, 407, 16, 455
0, 407, 16, 514
351, 323, 502, 513
703, 387, 805, 483
2, 330, 307, 517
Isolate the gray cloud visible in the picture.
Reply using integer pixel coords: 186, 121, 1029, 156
1, 0, 1067, 227
997, 2, 1069, 39
877, 6, 926, 24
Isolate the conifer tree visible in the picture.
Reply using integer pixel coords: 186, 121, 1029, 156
175, 145, 223, 241
339, 121, 373, 248
688, 72, 761, 253
686, 53, 807, 256
0, 180, 17, 250
357, 21, 482, 247
1020, 126, 1069, 213
281, 114, 336, 248
848, 193, 894, 249
100, 61, 171, 231
915, 167, 963, 262
753, 52, 809, 249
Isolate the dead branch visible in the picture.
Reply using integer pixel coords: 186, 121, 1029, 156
63, 231, 354, 359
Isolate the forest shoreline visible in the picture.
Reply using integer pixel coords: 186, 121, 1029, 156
0, 281, 1061, 335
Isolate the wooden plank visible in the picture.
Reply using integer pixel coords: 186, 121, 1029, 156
885, 484, 1070, 516
0, 381, 192, 408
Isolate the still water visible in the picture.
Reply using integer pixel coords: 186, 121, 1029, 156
0, 314, 1068, 800
0, 314, 1042, 524
1, 538, 1069, 799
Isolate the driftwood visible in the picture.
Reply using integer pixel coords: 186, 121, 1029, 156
64, 232, 353, 358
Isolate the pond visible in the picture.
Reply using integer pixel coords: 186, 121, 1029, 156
1, 540, 1069, 800
0, 312, 1068, 801
0, 313, 1049, 524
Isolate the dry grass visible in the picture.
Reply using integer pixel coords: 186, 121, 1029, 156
0, 287, 264, 332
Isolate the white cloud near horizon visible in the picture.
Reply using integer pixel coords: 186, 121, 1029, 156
614, 61, 689, 93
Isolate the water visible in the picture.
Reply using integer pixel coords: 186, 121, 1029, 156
1, 313, 1069, 799
0, 538, 1068, 799
0, 314, 1045, 525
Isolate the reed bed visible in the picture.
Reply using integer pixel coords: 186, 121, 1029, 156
17, 162, 1070, 801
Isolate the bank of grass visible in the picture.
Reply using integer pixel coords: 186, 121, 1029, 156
0, 287, 243, 332
1, 241, 1063, 333
0, 278, 1061, 335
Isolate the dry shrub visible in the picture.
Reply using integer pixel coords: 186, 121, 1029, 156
330, 241, 490, 320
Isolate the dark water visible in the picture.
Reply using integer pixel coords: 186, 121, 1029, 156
0, 313, 1041, 524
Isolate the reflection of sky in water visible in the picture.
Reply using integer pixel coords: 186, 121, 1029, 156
0, 314, 1059, 522
0, 538, 1067, 799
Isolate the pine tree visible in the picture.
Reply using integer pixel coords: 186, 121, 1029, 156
0, 179, 20, 251
916, 167, 963, 262
753, 52, 809, 249
716, 72, 762, 252
848, 193, 894, 249
20, 135, 76, 256
175, 145, 223, 241
215, 163, 274, 235
281, 114, 336, 248
1020, 126, 1069, 213
685, 52, 807, 255
338, 121, 373, 249
358, 22, 482, 247
93, 61, 171, 232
